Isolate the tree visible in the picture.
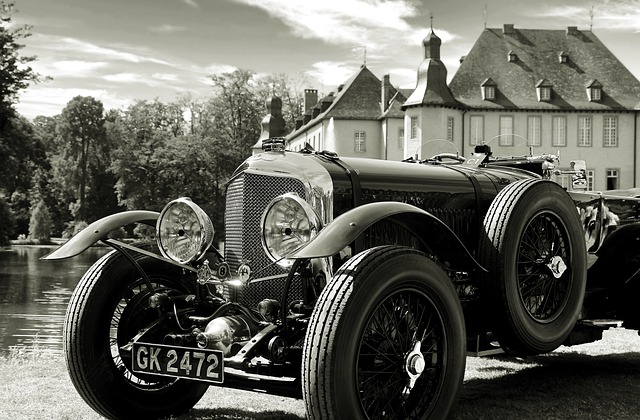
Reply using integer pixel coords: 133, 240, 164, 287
57, 96, 106, 221
209, 69, 262, 152
0, 1, 43, 118
254, 72, 309, 133
0, 196, 16, 245
28, 199, 52, 242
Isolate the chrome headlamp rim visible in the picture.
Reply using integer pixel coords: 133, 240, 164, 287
260, 192, 322, 268
156, 197, 214, 264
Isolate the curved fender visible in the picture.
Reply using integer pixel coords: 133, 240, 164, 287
290, 201, 486, 272
41, 210, 159, 260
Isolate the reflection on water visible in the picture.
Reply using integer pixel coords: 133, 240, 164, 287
0, 246, 110, 356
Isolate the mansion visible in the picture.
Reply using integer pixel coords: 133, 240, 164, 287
285, 24, 640, 191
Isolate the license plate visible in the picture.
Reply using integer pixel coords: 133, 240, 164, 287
132, 342, 224, 384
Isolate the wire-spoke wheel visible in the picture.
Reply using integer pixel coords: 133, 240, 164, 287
517, 212, 571, 323
303, 245, 466, 420
64, 246, 209, 419
481, 179, 587, 355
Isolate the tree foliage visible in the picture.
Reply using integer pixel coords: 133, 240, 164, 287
6, 66, 308, 239
28, 199, 52, 241
57, 96, 107, 221
0, 1, 41, 117
0, 197, 16, 245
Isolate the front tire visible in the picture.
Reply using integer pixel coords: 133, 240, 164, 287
303, 245, 466, 419
64, 248, 209, 419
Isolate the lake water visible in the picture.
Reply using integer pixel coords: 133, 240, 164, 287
0, 246, 110, 356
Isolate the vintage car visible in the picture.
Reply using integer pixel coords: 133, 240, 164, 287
44, 136, 640, 419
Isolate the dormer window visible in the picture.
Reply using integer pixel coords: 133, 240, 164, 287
508, 50, 517, 62
481, 78, 497, 100
586, 79, 603, 102
559, 51, 568, 63
536, 79, 552, 102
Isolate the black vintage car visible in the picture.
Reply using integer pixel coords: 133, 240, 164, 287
44, 139, 640, 419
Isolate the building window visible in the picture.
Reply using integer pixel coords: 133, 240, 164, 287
536, 79, 552, 102
552, 116, 566, 147
586, 170, 594, 190
410, 117, 419, 140
559, 52, 568, 63
499, 116, 514, 146
481, 78, 496, 100
354, 131, 366, 153
606, 169, 619, 190
397, 128, 404, 149
540, 87, 551, 101
470, 115, 484, 145
446, 117, 454, 141
527, 116, 541, 146
484, 86, 495, 100
578, 116, 592, 147
603, 116, 617, 147
586, 79, 603, 102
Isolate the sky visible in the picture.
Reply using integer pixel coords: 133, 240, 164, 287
9, 0, 640, 119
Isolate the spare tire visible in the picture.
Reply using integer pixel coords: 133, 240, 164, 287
480, 179, 586, 355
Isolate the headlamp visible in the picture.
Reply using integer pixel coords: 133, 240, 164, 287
157, 197, 214, 263
261, 193, 321, 268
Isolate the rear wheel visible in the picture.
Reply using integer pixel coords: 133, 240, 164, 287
64, 247, 209, 419
480, 179, 587, 355
303, 245, 466, 419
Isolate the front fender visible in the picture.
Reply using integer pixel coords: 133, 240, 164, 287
41, 210, 159, 260
290, 202, 485, 272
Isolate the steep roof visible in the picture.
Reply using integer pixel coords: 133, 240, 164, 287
381, 90, 408, 119
287, 65, 403, 139
449, 26, 640, 110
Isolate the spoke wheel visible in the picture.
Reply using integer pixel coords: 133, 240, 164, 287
481, 179, 587, 355
517, 212, 571, 323
357, 289, 446, 418
303, 245, 465, 420
64, 246, 209, 419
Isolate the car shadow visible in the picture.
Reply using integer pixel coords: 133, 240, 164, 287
452, 351, 640, 419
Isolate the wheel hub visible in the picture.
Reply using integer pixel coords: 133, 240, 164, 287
546, 255, 567, 279
402, 341, 424, 398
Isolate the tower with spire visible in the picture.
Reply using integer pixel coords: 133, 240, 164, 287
401, 17, 462, 160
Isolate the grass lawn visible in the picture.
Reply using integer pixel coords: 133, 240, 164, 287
1, 328, 638, 419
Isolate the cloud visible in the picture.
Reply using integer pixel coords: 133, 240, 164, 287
16, 87, 132, 118
306, 61, 359, 87
148, 24, 187, 33
533, 0, 640, 32
103, 73, 147, 83
152, 73, 180, 82
51, 60, 109, 77
228, 0, 432, 50
42, 35, 172, 66
182, 0, 199, 8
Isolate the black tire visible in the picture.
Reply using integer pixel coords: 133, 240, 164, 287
302, 245, 466, 420
64, 247, 209, 420
480, 179, 587, 355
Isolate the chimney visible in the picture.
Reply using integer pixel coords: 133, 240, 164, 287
381, 74, 391, 111
566, 26, 578, 36
304, 89, 318, 112
503, 24, 515, 35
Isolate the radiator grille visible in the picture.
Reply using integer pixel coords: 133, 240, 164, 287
224, 173, 307, 309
